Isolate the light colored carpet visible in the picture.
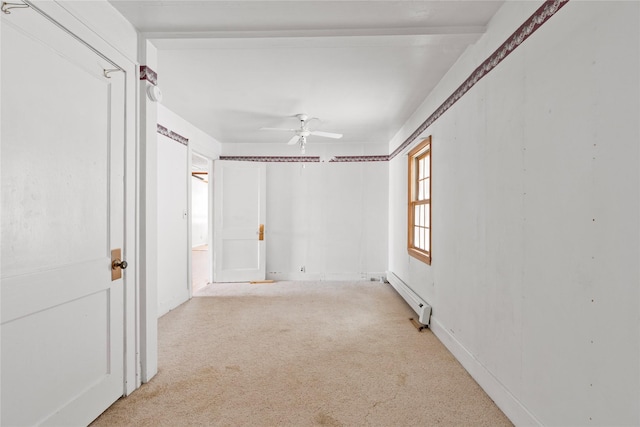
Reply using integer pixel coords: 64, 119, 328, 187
191, 247, 209, 293
92, 281, 512, 426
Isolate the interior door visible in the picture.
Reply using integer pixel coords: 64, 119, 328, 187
1, 6, 126, 426
213, 160, 266, 282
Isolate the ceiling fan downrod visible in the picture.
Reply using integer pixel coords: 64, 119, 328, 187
299, 136, 307, 154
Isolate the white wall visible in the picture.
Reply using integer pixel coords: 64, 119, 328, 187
222, 142, 389, 280
388, 2, 639, 425
156, 105, 221, 315
156, 134, 189, 316
266, 161, 388, 281
159, 105, 222, 161
222, 140, 387, 159
139, 39, 160, 383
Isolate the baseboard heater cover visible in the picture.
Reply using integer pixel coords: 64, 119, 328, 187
386, 271, 432, 325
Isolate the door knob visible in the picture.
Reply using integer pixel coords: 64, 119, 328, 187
112, 259, 128, 270
111, 248, 127, 281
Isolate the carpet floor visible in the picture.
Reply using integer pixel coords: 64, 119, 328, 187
191, 246, 210, 293
92, 281, 512, 426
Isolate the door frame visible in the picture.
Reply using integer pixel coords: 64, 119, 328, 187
187, 135, 220, 293
20, 1, 140, 395
188, 150, 214, 296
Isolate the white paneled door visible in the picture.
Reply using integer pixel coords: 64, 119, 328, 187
213, 160, 266, 282
1, 7, 126, 426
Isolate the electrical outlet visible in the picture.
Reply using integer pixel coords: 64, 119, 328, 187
300, 266, 305, 273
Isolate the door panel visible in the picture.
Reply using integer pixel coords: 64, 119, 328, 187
2, 292, 110, 421
2, 26, 109, 277
213, 161, 266, 282
1, 6, 125, 426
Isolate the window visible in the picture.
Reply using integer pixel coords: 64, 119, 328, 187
408, 136, 431, 265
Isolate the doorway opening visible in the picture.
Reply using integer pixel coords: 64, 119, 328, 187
191, 152, 210, 294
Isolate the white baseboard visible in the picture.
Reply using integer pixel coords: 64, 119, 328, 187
266, 272, 387, 282
429, 316, 541, 427
157, 292, 189, 318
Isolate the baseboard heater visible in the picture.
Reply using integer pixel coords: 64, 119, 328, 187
386, 271, 432, 326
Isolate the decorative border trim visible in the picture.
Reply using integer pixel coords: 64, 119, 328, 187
140, 65, 158, 86
331, 155, 389, 163
389, 0, 570, 159
220, 156, 320, 163
219, 155, 391, 163
157, 124, 189, 146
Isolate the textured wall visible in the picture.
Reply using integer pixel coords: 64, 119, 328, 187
388, 2, 639, 425
265, 160, 388, 280
156, 105, 221, 315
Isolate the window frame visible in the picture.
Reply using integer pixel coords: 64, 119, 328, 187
407, 136, 432, 265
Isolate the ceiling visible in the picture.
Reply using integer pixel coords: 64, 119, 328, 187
109, 1, 504, 148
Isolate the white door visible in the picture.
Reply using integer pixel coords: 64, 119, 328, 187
213, 160, 266, 282
1, 7, 126, 426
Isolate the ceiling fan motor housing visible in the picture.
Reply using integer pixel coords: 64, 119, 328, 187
259, 113, 342, 150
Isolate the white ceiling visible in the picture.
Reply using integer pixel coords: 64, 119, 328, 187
109, 1, 504, 147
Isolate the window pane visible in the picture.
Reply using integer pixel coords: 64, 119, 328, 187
418, 180, 424, 200
424, 178, 430, 199
418, 157, 424, 179
424, 153, 430, 177
423, 204, 428, 227
414, 226, 420, 248
414, 205, 420, 226
424, 229, 430, 251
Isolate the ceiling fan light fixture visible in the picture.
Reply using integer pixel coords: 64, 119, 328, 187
259, 113, 342, 151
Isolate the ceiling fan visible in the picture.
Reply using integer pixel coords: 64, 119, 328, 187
260, 113, 342, 153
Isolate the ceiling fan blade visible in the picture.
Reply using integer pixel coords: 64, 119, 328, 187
310, 130, 343, 139
286, 135, 300, 145
260, 127, 298, 132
